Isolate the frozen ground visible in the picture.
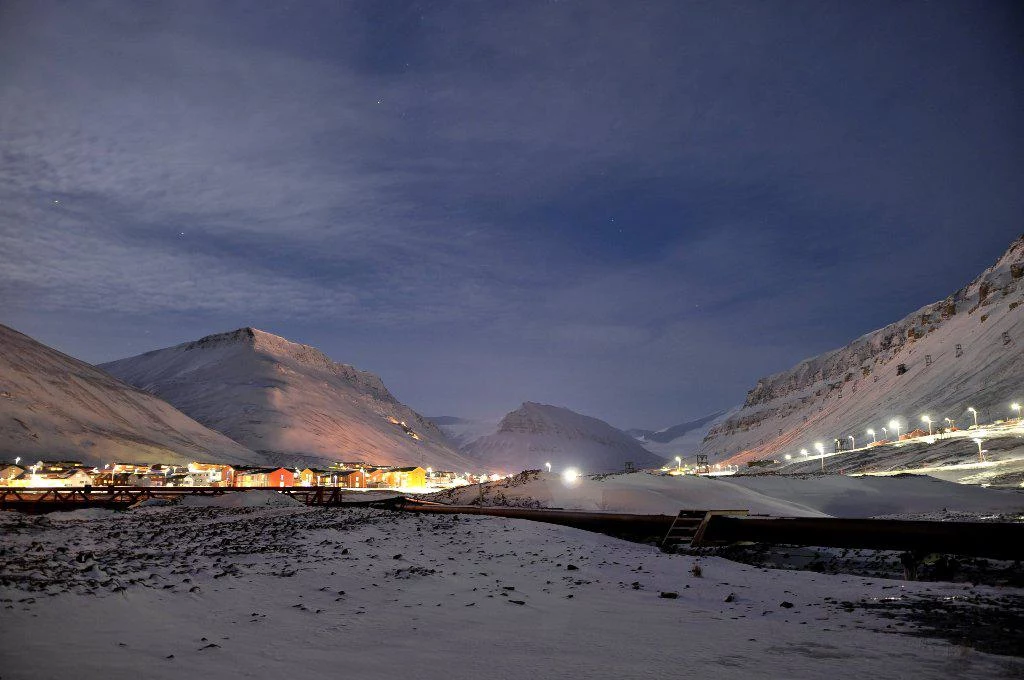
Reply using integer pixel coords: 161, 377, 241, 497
1, 504, 1021, 679
427, 471, 1024, 519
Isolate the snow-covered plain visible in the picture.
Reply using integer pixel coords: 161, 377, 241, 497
2, 503, 1021, 679
428, 471, 1024, 519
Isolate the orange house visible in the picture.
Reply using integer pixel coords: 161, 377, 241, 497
381, 466, 426, 489
365, 467, 390, 487
236, 467, 295, 487
326, 469, 366, 488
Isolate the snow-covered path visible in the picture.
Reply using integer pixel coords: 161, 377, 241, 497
1, 504, 1020, 679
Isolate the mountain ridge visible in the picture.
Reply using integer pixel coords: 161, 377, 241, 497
101, 327, 475, 470
462, 401, 666, 473
700, 234, 1024, 464
0, 323, 261, 467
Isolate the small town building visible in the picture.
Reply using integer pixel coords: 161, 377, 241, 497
235, 466, 295, 487
188, 463, 236, 487
327, 468, 366, 488
0, 464, 26, 482
298, 468, 332, 487
381, 466, 426, 489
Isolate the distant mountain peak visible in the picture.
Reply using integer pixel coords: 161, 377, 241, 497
465, 402, 666, 472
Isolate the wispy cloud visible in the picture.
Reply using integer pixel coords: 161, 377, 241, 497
1, 0, 1022, 426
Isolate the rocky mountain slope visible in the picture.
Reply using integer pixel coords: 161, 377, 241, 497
0, 324, 260, 467
700, 235, 1024, 464
462, 402, 666, 473
101, 328, 476, 470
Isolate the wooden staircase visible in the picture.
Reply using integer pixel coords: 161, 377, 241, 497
660, 509, 749, 552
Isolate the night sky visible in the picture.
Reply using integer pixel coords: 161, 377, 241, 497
2, 1, 1022, 429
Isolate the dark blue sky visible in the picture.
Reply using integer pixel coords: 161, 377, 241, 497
2, 1, 1022, 429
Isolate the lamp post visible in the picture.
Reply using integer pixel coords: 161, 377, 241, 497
1012, 403, 1021, 420
848, 435, 856, 449
943, 418, 954, 432
674, 456, 682, 472
967, 407, 978, 428
889, 419, 902, 439
882, 427, 888, 439
814, 442, 825, 473
972, 438, 985, 462
922, 415, 933, 436
867, 428, 876, 444
545, 462, 551, 473
800, 448, 808, 456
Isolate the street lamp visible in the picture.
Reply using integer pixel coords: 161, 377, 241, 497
800, 448, 808, 456
943, 418, 954, 432
1012, 403, 1021, 420
967, 407, 978, 428
848, 435, 856, 449
674, 456, 682, 472
881, 427, 888, 438
814, 442, 825, 472
867, 428, 876, 444
889, 419, 902, 439
972, 438, 985, 462
921, 415, 933, 436
14, 456, 20, 466
545, 462, 551, 473
784, 454, 792, 461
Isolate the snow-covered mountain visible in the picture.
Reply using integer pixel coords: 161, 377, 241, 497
0, 324, 261, 467
628, 409, 733, 460
462, 402, 666, 473
429, 415, 501, 449
700, 235, 1024, 464
101, 328, 476, 470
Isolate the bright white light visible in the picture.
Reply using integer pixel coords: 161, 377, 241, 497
814, 442, 824, 454
545, 462, 552, 473
784, 454, 792, 460
800, 448, 808, 456
562, 468, 580, 484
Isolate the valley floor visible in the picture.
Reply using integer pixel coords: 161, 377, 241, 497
1, 499, 1022, 679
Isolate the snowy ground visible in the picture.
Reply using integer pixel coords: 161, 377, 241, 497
1, 500, 1022, 679
426, 470, 1024, 520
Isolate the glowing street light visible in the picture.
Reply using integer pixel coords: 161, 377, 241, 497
848, 435, 856, 449
943, 418, 954, 431
814, 442, 825, 472
1012, 403, 1021, 420
800, 448, 809, 456
867, 428, 876, 444
889, 419, 902, 439
784, 454, 792, 461
545, 462, 552, 473
967, 407, 978, 428
562, 468, 579, 484
14, 456, 20, 466
675, 456, 682, 471
921, 415, 933, 436
881, 427, 888, 438
972, 438, 985, 462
